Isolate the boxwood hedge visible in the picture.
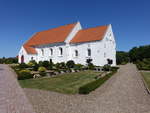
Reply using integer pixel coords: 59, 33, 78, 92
79, 69, 118, 94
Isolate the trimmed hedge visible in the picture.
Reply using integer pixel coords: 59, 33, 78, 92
74, 64, 83, 70
111, 66, 119, 71
136, 59, 150, 70
136, 65, 150, 70
79, 70, 117, 94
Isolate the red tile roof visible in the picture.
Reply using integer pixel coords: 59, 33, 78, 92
23, 23, 108, 54
23, 23, 77, 54
23, 45, 37, 54
70, 25, 108, 44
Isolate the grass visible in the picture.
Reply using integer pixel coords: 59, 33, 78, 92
141, 71, 150, 90
18, 71, 100, 94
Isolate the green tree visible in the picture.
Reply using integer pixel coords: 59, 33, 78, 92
116, 51, 129, 65
129, 45, 150, 62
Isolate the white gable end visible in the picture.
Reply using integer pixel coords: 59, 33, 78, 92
65, 22, 82, 43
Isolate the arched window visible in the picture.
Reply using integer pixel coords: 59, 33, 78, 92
59, 47, 63, 56
75, 50, 78, 57
87, 49, 91, 56
41, 49, 44, 56
50, 48, 53, 56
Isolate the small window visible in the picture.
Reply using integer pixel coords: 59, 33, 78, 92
87, 49, 91, 56
75, 50, 78, 57
50, 48, 53, 56
109, 34, 112, 40
104, 44, 106, 48
104, 52, 106, 57
41, 49, 44, 56
59, 47, 63, 56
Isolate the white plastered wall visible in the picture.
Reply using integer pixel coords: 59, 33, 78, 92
18, 24, 116, 66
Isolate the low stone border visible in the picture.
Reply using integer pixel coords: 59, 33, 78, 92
140, 70, 150, 72
140, 71, 150, 94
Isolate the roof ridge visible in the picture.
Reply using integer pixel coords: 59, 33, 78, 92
37, 22, 78, 33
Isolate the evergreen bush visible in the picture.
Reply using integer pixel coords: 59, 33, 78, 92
18, 69, 32, 80
66, 60, 75, 68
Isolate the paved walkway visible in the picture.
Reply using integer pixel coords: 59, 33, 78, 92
24, 64, 150, 113
0, 64, 35, 113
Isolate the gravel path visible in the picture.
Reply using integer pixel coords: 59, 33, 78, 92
24, 64, 150, 113
0, 64, 35, 113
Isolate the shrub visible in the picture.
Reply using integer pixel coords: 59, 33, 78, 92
33, 63, 39, 71
39, 60, 54, 70
27, 60, 39, 71
143, 58, 150, 64
74, 64, 83, 70
18, 69, 32, 80
28, 62, 35, 67
49, 60, 53, 70
54, 62, 67, 70
103, 64, 111, 71
39, 61, 49, 69
88, 63, 95, 70
136, 59, 150, 70
19, 63, 28, 69
86, 58, 92, 64
79, 71, 117, 94
55, 63, 61, 69
38, 67, 46, 76
66, 60, 75, 68
86, 59, 94, 70
39, 61, 43, 66
111, 66, 119, 72
28, 60, 36, 67
0, 57, 18, 64
38, 66, 46, 72
59, 62, 66, 69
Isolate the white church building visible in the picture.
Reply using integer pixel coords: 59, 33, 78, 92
18, 22, 116, 66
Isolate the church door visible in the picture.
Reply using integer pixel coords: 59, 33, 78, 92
21, 55, 24, 63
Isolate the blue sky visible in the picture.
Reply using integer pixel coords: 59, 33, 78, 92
0, 0, 150, 57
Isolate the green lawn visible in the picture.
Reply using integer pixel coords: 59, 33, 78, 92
19, 71, 100, 94
141, 72, 150, 90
